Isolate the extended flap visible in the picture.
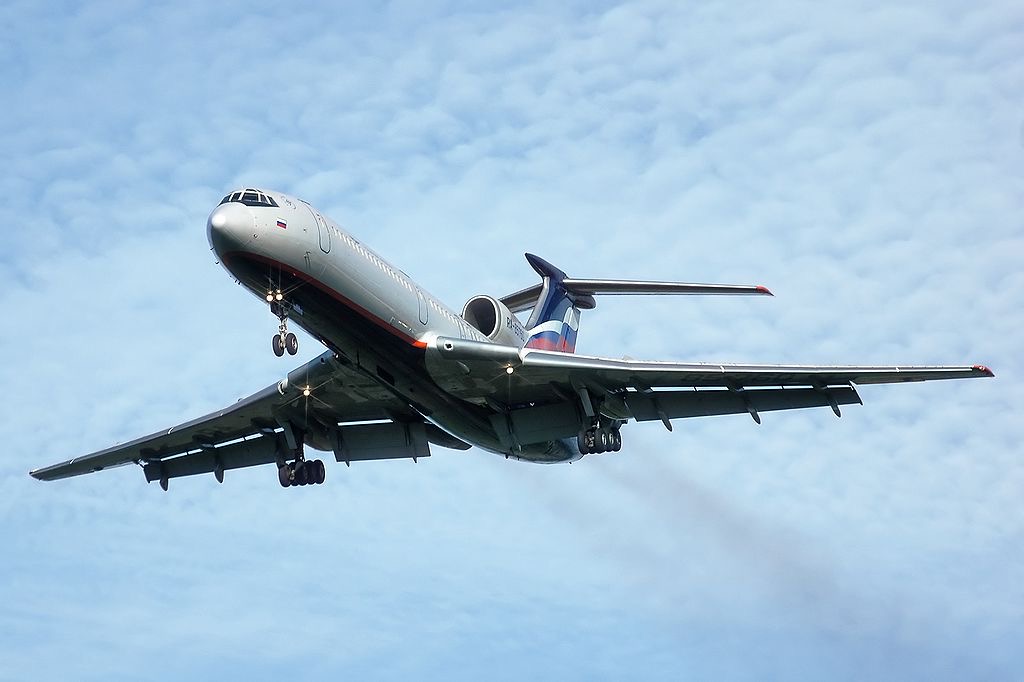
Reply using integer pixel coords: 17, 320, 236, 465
334, 422, 432, 463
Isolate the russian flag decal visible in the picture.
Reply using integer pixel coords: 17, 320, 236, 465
276, 219, 287, 229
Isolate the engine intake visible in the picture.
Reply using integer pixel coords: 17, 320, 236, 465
462, 295, 528, 347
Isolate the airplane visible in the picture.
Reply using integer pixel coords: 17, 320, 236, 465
30, 187, 994, 490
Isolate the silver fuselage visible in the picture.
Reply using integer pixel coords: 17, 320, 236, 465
206, 189, 577, 463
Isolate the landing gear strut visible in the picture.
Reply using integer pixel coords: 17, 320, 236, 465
278, 458, 326, 488
576, 423, 622, 455
268, 289, 298, 357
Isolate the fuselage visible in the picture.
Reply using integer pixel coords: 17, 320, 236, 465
206, 188, 578, 463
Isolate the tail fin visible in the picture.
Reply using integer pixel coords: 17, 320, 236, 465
508, 253, 773, 354
522, 254, 591, 353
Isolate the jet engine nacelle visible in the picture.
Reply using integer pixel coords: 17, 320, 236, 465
462, 295, 528, 347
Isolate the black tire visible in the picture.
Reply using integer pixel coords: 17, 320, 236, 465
596, 429, 609, 453
612, 430, 622, 451
278, 465, 291, 487
272, 334, 285, 357
314, 459, 326, 485
576, 430, 590, 455
285, 332, 298, 355
295, 462, 308, 486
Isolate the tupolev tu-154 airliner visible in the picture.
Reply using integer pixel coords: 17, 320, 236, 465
30, 188, 994, 490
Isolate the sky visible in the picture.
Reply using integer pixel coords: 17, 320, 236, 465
2, 0, 1022, 679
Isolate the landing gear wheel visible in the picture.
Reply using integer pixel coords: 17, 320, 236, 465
294, 461, 308, 486
314, 459, 326, 485
278, 465, 292, 487
579, 428, 607, 455
272, 334, 285, 357
611, 429, 622, 452
285, 332, 298, 355
577, 430, 590, 455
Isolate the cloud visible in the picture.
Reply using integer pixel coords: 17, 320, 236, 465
2, 0, 1021, 679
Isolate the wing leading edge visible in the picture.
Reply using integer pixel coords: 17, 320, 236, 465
516, 349, 994, 387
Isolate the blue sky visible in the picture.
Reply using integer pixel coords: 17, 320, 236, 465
2, 1, 1021, 679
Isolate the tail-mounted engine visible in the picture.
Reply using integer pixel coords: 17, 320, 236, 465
462, 295, 528, 347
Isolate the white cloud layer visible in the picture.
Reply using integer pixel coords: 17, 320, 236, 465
2, 0, 1021, 679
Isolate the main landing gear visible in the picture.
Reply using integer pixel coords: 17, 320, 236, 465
267, 288, 298, 357
577, 423, 622, 455
278, 458, 326, 487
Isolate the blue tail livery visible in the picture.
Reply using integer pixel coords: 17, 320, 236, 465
500, 253, 776, 354
521, 254, 590, 352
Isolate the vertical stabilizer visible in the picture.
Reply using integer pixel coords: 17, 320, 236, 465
522, 254, 593, 353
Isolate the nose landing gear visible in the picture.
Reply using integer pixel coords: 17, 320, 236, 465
267, 288, 298, 357
272, 324, 298, 357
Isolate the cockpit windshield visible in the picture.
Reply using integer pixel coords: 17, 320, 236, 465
219, 189, 279, 208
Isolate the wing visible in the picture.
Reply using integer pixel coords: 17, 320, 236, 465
430, 337, 993, 426
30, 350, 452, 484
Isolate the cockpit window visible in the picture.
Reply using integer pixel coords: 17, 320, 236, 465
219, 189, 279, 208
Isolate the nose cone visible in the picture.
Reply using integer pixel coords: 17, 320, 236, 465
207, 202, 256, 256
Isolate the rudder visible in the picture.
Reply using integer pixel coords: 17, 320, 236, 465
522, 254, 593, 353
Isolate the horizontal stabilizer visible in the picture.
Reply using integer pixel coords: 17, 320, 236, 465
500, 253, 771, 313
561, 278, 772, 297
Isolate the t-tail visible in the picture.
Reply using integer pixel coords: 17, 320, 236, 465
519, 254, 586, 352
500, 253, 773, 354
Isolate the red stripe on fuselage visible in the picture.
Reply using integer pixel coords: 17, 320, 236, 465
220, 251, 427, 349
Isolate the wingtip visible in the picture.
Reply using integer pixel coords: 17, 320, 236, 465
756, 285, 774, 296
972, 364, 995, 378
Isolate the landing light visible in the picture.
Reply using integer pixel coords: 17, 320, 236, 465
276, 293, 283, 301
506, 366, 515, 375
266, 294, 274, 302
303, 388, 311, 397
